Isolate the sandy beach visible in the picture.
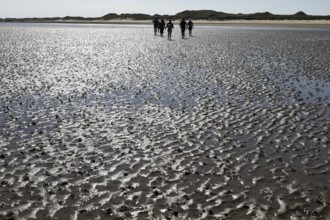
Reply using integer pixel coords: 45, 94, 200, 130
0, 23, 330, 219
193, 19, 330, 27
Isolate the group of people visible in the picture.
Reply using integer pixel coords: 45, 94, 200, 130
153, 18, 194, 40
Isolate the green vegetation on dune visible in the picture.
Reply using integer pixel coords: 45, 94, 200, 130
174, 10, 330, 20
103, 13, 153, 20
175, 10, 233, 20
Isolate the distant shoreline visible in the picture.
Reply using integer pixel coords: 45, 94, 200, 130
196, 19, 330, 28
2, 19, 330, 28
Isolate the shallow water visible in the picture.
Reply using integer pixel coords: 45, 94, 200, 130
0, 23, 330, 220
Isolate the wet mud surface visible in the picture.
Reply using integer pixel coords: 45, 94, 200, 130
0, 24, 330, 219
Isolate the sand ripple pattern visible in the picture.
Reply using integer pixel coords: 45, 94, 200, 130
0, 24, 330, 219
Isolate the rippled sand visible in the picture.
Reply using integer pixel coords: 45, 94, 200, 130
0, 24, 330, 220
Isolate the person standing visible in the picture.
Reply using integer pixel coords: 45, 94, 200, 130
187, 19, 194, 37
159, 19, 166, 37
165, 20, 174, 40
152, 18, 159, 36
179, 18, 187, 39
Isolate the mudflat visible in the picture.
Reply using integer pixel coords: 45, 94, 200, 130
0, 23, 329, 219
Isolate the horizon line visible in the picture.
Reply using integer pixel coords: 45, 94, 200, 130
1, 9, 330, 20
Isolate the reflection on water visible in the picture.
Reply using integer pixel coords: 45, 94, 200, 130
0, 23, 330, 220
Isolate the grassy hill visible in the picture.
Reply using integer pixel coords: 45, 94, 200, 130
174, 10, 234, 20
173, 10, 330, 20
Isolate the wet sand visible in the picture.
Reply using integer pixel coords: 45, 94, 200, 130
0, 24, 330, 219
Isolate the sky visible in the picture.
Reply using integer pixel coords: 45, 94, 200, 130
0, 0, 329, 18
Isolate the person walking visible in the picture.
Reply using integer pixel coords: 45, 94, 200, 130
159, 19, 166, 37
187, 19, 194, 37
165, 19, 174, 40
179, 18, 187, 39
152, 18, 159, 36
